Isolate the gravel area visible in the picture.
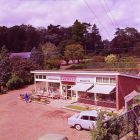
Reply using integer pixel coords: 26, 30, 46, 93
0, 85, 90, 140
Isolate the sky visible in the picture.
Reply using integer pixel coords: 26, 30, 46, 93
0, 0, 140, 40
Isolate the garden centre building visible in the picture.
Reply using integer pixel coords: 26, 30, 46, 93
31, 70, 140, 110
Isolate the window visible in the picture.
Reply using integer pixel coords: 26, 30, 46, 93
81, 116, 89, 120
39, 75, 42, 79
90, 116, 97, 121
103, 77, 109, 83
36, 75, 38, 79
96, 77, 102, 83
110, 78, 116, 83
43, 75, 46, 79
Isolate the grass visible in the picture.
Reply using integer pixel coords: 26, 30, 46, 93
66, 105, 93, 111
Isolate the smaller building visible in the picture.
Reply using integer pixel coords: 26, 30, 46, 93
31, 70, 140, 110
10, 52, 31, 59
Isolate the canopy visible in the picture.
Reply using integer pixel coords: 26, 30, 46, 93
88, 84, 115, 94
69, 83, 93, 92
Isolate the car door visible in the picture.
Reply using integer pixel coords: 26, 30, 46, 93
79, 115, 91, 129
89, 116, 97, 129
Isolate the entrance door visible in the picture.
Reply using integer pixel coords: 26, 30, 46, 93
62, 85, 72, 99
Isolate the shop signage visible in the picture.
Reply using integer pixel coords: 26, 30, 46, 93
61, 76, 76, 82
47, 76, 60, 82
76, 77, 96, 83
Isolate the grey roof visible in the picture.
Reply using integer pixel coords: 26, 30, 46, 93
10, 52, 31, 58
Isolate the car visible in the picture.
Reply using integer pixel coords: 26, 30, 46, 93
68, 110, 98, 130
38, 133, 68, 140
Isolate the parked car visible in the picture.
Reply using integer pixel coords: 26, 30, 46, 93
38, 133, 68, 140
68, 110, 98, 130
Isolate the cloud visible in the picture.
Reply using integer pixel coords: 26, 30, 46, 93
0, 0, 140, 40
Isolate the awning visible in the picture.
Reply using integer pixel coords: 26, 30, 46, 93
69, 83, 93, 92
88, 84, 115, 94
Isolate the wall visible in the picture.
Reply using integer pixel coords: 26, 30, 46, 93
116, 75, 140, 110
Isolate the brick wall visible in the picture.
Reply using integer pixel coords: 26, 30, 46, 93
116, 75, 140, 110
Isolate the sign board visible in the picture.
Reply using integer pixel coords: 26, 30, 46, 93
47, 76, 60, 83
61, 76, 76, 82
76, 77, 96, 84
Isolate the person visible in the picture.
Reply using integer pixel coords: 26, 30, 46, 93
24, 93, 29, 103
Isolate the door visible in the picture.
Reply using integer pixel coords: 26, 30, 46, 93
79, 115, 91, 129
89, 116, 97, 129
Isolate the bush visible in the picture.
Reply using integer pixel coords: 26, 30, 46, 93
6, 75, 24, 90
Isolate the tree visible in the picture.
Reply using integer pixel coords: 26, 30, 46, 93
41, 42, 59, 59
71, 20, 87, 44
64, 44, 84, 63
111, 27, 140, 54
30, 47, 44, 68
0, 46, 11, 91
10, 56, 38, 84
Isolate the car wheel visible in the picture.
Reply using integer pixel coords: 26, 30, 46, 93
75, 124, 82, 131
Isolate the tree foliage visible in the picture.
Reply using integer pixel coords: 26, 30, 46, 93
0, 46, 11, 88
64, 44, 84, 63
6, 75, 24, 90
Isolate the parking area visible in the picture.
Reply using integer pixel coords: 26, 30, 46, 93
0, 85, 89, 140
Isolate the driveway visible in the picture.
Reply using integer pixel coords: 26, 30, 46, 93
0, 85, 90, 140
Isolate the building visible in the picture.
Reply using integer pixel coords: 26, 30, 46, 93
10, 52, 31, 59
31, 70, 140, 110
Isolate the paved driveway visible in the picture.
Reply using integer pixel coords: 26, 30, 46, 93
0, 85, 90, 140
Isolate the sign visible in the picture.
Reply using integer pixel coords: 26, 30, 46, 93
47, 76, 60, 83
76, 77, 96, 83
61, 76, 76, 82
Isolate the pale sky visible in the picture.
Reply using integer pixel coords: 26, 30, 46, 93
0, 0, 140, 40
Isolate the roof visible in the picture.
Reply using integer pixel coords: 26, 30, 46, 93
31, 70, 140, 79
124, 90, 140, 102
80, 110, 98, 117
10, 52, 31, 59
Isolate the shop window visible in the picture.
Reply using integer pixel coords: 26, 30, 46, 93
96, 77, 102, 83
39, 75, 42, 79
103, 77, 109, 83
110, 78, 116, 83
81, 116, 89, 120
43, 75, 46, 79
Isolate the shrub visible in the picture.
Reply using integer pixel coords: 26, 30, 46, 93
105, 54, 117, 65
6, 75, 24, 90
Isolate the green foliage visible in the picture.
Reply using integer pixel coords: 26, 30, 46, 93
64, 44, 84, 63
10, 56, 38, 84
30, 47, 44, 68
44, 57, 61, 70
6, 75, 24, 90
0, 46, 11, 87
90, 111, 107, 140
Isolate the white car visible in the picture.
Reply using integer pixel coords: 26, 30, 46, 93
68, 110, 98, 130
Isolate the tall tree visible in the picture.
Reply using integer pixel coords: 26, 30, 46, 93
30, 47, 44, 68
0, 46, 11, 90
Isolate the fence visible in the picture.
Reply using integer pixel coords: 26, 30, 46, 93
102, 105, 140, 139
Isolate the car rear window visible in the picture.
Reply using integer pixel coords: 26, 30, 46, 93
81, 116, 89, 120
89, 116, 97, 121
